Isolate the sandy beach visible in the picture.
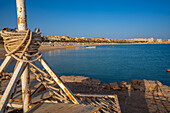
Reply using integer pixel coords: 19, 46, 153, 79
0, 42, 114, 60
0, 43, 76, 60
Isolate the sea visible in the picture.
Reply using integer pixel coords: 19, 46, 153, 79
1, 44, 170, 85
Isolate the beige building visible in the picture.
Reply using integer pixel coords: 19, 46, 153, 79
46, 35, 62, 40
131, 38, 148, 42
148, 37, 154, 42
125, 38, 154, 42
61, 36, 71, 41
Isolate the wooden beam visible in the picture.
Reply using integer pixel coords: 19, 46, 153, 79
0, 61, 25, 112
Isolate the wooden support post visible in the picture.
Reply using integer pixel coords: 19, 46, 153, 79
16, 0, 27, 31
0, 56, 12, 74
16, 0, 30, 112
21, 64, 30, 112
0, 61, 25, 112
39, 58, 80, 104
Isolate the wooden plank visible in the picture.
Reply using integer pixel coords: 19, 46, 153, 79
59, 104, 83, 113
75, 93, 116, 98
27, 103, 101, 113
70, 104, 102, 113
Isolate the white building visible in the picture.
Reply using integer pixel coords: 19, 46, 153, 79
168, 39, 170, 42
157, 39, 162, 42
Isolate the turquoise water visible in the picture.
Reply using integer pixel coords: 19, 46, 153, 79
1, 44, 170, 85
41, 44, 170, 85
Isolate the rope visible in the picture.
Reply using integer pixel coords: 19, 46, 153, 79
1, 29, 71, 103
29, 67, 69, 103
0, 29, 42, 63
0, 29, 42, 96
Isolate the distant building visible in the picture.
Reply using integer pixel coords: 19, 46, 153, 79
45, 35, 62, 41
148, 37, 154, 42
162, 39, 169, 42
55, 36, 62, 40
156, 39, 162, 42
61, 36, 72, 41
168, 39, 170, 42
81, 37, 86, 41
127, 38, 147, 42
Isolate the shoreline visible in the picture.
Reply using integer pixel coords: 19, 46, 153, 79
0, 42, 170, 60
39, 42, 115, 52
0, 43, 114, 59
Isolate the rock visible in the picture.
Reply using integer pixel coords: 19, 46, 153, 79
154, 80, 170, 96
60, 76, 75, 82
109, 82, 120, 90
119, 81, 126, 89
100, 83, 109, 88
82, 78, 101, 87
119, 81, 131, 90
106, 85, 111, 90
126, 84, 131, 90
144, 80, 157, 92
166, 92, 170, 97
74, 76, 90, 82
156, 80, 163, 86
159, 85, 170, 96
131, 79, 168, 92
99, 83, 110, 90
131, 79, 150, 91
60, 75, 101, 87
60, 75, 89, 83
131, 79, 144, 86
5, 76, 10, 79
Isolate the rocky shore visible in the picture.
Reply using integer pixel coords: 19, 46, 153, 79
60, 75, 170, 96
55, 76, 170, 113
1, 73, 170, 113
61, 76, 170, 113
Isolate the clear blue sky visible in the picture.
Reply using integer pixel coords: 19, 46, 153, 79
0, 0, 170, 39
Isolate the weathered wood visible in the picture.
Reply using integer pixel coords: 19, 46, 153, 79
0, 56, 12, 74
39, 58, 80, 104
7, 102, 22, 108
75, 94, 116, 98
0, 62, 26, 112
75, 94, 121, 113
27, 103, 101, 113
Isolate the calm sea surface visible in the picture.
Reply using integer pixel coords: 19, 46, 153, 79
2, 44, 170, 85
